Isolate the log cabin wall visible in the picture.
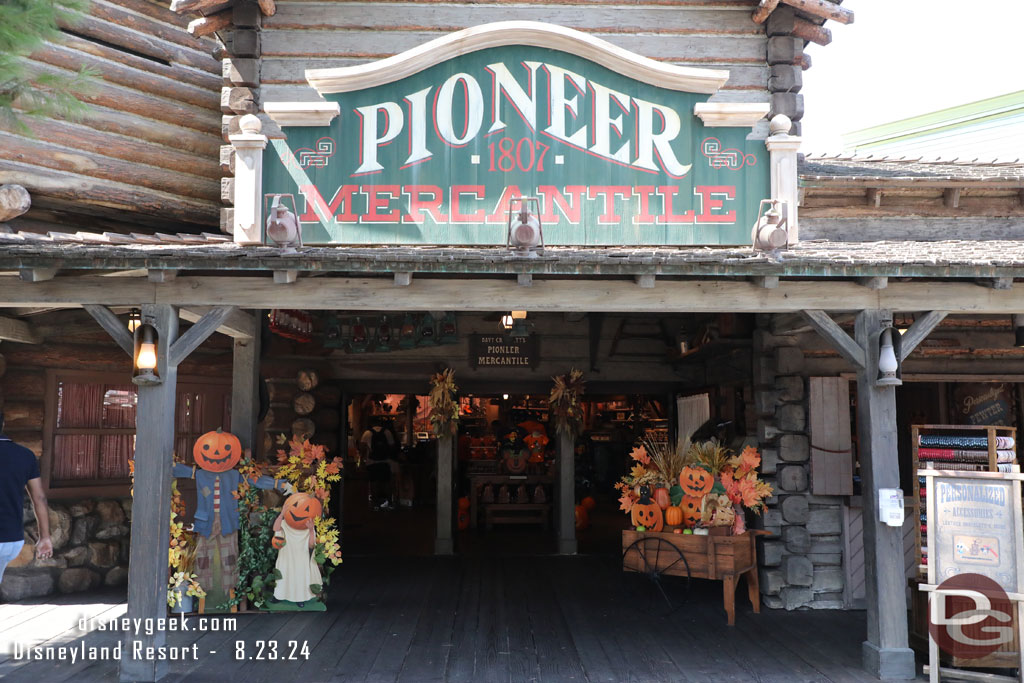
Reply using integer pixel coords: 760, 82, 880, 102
1, 0, 223, 235
0, 310, 233, 601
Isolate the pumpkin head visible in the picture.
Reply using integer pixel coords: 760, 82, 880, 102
580, 496, 596, 511
653, 487, 671, 511
630, 485, 664, 532
680, 496, 703, 528
282, 493, 323, 530
679, 466, 714, 498
193, 428, 242, 472
664, 505, 683, 527
457, 496, 471, 511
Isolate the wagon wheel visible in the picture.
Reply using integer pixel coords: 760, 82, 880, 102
622, 536, 691, 615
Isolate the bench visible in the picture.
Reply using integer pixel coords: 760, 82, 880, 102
484, 503, 551, 529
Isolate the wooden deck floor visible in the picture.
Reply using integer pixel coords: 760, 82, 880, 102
0, 555, 910, 682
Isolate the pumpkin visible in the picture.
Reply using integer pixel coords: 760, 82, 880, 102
653, 487, 671, 511
580, 496, 596, 511
193, 428, 242, 473
457, 496, 471, 511
630, 484, 664, 532
679, 466, 714, 498
664, 505, 683, 526
575, 504, 589, 530
457, 508, 470, 531
679, 496, 702, 528
282, 492, 323, 530
503, 448, 528, 474
271, 533, 285, 550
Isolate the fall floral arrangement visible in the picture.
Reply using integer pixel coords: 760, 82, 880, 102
549, 368, 585, 436
167, 481, 206, 608
617, 437, 772, 535
428, 368, 459, 436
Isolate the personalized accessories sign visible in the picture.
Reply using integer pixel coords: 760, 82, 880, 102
263, 24, 769, 246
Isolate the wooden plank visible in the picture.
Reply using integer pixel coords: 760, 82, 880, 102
801, 310, 866, 370
809, 377, 852, 496
899, 311, 948, 362
82, 304, 133, 355
120, 304, 178, 682
0, 315, 41, 344
444, 558, 483, 683
231, 332, 260, 451
180, 307, 254, 339
168, 305, 236, 366
435, 435, 454, 554
261, 30, 767, 63
557, 430, 576, 554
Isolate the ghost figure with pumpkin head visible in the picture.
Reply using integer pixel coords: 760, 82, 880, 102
270, 493, 323, 605
172, 428, 293, 607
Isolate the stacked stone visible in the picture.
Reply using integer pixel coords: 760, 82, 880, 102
1, 497, 131, 601
752, 319, 846, 609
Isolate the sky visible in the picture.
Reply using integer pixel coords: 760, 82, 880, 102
800, 0, 1024, 154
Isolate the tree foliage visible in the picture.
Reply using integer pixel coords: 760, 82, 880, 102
0, 0, 96, 134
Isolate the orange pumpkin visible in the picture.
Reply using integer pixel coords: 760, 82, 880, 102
679, 466, 714, 498
457, 496, 471, 511
282, 492, 323, 530
630, 485, 664, 532
680, 496, 702, 528
575, 504, 589, 530
457, 508, 470, 531
193, 428, 242, 473
664, 505, 683, 526
581, 496, 596, 511
653, 487, 671, 510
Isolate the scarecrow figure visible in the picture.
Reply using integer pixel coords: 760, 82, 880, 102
173, 428, 293, 609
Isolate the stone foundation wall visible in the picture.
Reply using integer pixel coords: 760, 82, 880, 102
0, 497, 130, 601
752, 318, 847, 609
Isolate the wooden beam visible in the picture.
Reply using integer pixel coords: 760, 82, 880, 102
780, 0, 854, 24
273, 270, 298, 284
557, 430, 577, 555
82, 304, 133, 356
792, 17, 832, 46
751, 276, 779, 289
19, 268, 57, 282
635, 274, 656, 289
943, 188, 962, 209
179, 306, 254, 339
0, 315, 41, 344
435, 435, 454, 555
752, 0, 781, 23
257, 0, 276, 16
4, 276, 1024, 314
857, 277, 888, 290
801, 309, 866, 370
394, 272, 412, 287
231, 332, 260, 451
517, 273, 533, 287
147, 269, 178, 283
120, 304, 177, 683
899, 311, 948, 362
188, 10, 231, 36
0, 184, 31, 222
866, 189, 882, 208
168, 305, 235, 367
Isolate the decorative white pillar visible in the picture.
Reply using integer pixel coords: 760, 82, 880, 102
229, 114, 268, 245
765, 114, 802, 244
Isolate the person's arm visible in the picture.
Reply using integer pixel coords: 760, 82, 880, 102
307, 518, 316, 548
172, 463, 196, 479
273, 513, 283, 532
26, 478, 52, 559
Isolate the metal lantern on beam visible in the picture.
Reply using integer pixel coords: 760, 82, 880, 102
751, 199, 789, 252
132, 316, 161, 386
876, 326, 902, 387
506, 196, 544, 257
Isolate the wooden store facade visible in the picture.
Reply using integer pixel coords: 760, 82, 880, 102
2, 0, 1024, 681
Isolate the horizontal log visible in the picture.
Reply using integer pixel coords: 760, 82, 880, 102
312, 407, 339, 430
0, 339, 229, 373
266, 379, 298, 403
221, 86, 257, 114
223, 58, 260, 88
0, 353, 5, 379
189, 10, 233, 37
751, 0, 781, 23
2, 276, 1024, 314
3, 401, 45, 430
265, 3, 760, 33
291, 417, 315, 439
88, 0, 218, 53
170, 0, 230, 13
0, 131, 220, 202
7, 117, 220, 181
58, 102, 221, 158
113, 0, 191, 28
1, 368, 49, 401
313, 384, 342, 407
297, 369, 320, 392
0, 184, 31, 223
35, 41, 218, 111
59, 12, 219, 74
0, 316, 41, 344
258, 0, 277, 16
221, 177, 234, 205
220, 207, 233, 235
780, 0, 853, 24
791, 17, 831, 45
261, 30, 766, 63
0, 161, 219, 226
219, 146, 235, 174
22, 59, 220, 136
293, 392, 316, 415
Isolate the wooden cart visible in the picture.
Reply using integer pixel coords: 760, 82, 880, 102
622, 529, 769, 625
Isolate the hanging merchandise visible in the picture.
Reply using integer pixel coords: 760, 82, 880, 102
399, 314, 417, 349
439, 312, 458, 344
418, 312, 437, 346
323, 314, 343, 349
374, 315, 393, 352
268, 309, 313, 342
350, 316, 369, 353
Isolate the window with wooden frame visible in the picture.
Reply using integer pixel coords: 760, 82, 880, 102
43, 369, 232, 497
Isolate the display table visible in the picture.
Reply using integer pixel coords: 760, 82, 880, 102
468, 473, 554, 529
622, 529, 769, 625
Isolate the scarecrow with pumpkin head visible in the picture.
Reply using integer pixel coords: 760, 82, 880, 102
173, 428, 293, 606
271, 492, 323, 605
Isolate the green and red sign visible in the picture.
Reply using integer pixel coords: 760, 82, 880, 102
263, 45, 768, 245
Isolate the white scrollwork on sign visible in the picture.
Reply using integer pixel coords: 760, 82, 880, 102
292, 137, 336, 169
701, 137, 756, 171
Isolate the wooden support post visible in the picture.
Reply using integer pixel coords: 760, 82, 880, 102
274, 270, 298, 284
899, 311, 947, 362
435, 435, 454, 555
394, 272, 412, 287
557, 430, 576, 555
517, 273, 533, 287
856, 276, 888, 290
119, 304, 178, 683
19, 268, 57, 282
231, 312, 259, 450
635, 274, 656, 289
147, 269, 178, 283
752, 276, 779, 289
168, 306, 236, 367
854, 310, 915, 680
82, 305, 133, 355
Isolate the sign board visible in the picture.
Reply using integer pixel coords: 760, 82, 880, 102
263, 37, 769, 246
953, 383, 1014, 426
469, 334, 539, 369
926, 472, 1023, 591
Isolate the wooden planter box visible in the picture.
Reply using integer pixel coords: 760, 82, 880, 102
622, 529, 767, 625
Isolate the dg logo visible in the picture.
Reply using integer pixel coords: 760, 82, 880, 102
929, 573, 1015, 659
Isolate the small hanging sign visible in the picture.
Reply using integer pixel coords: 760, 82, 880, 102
469, 334, 540, 369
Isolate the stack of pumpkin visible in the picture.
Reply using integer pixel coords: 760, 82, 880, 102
616, 440, 773, 535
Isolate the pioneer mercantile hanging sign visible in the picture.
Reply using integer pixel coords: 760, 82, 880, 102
261, 22, 770, 246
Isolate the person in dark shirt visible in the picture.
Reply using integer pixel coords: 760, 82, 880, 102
0, 409, 52, 585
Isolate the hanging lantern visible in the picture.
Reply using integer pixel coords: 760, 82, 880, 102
132, 317, 160, 386
399, 314, 417, 349
127, 308, 141, 333
500, 313, 514, 331
505, 196, 544, 257
876, 327, 902, 387
440, 312, 458, 344
350, 316, 368, 353
418, 312, 437, 346
375, 315, 393, 353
